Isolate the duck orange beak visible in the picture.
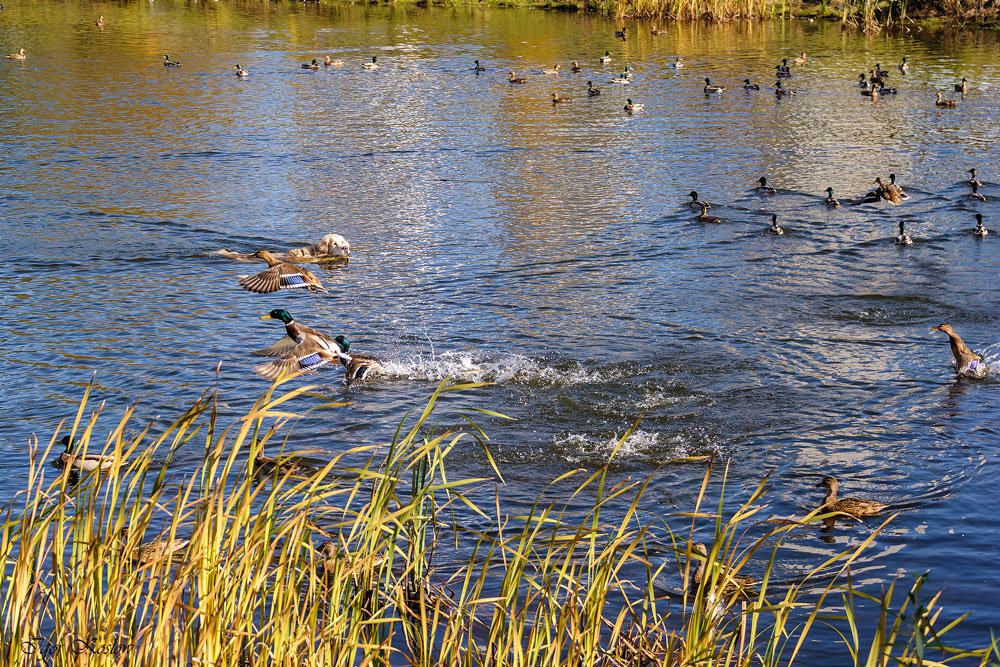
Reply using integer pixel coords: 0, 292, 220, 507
259, 314, 272, 320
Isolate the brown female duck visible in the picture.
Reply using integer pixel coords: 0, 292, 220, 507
815, 477, 885, 517
690, 543, 755, 592
238, 249, 327, 293
932, 324, 988, 378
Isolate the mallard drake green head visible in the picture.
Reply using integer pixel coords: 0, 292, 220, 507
742, 79, 759, 90
261, 309, 294, 324
163, 54, 181, 67
757, 177, 776, 194
688, 191, 709, 209
815, 476, 885, 517
974, 213, 987, 237
857, 73, 868, 86
825, 187, 840, 207
895, 221, 912, 245
703, 78, 725, 93
968, 168, 982, 186
931, 324, 986, 378
59, 435, 120, 472
332, 336, 384, 386
587, 80, 600, 96
600, 50, 612, 63
362, 56, 379, 70
239, 250, 328, 294
767, 214, 783, 235
473, 59, 485, 72
775, 80, 795, 96
624, 98, 643, 113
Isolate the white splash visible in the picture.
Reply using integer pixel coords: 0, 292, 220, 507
380, 350, 626, 387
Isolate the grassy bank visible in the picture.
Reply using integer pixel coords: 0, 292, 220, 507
1, 378, 996, 665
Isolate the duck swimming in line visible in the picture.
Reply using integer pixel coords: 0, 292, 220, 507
542, 64, 561, 75
974, 213, 987, 237
6, 47, 26, 60
815, 477, 886, 518
235, 64, 248, 77
775, 65, 792, 79
163, 54, 181, 67
571, 60, 582, 72
779, 58, 791, 72
624, 98, 643, 113
254, 309, 342, 359
696, 204, 721, 223
970, 182, 986, 201
742, 79, 759, 90
301, 59, 320, 70
899, 56, 909, 73
600, 50, 612, 63
887, 173, 908, 199
968, 168, 983, 187
935, 92, 957, 108
775, 81, 795, 96
362, 56, 379, 70
766, 214, 784, 235
703, 78, 724, 94
894, 221, 912, 245
879, 83, 898, 94
587, 81, 601, 96
508, 71, 527, 83
239, 249, 328, 294
551, 92, 573, 104
825, 187, 840, 208
325, 56, 343, 66
756, 177, 776, 195
688, 191, 710, 210
334, 336, 384, 386
610, 67, 631, 84
932, 324, 988, 378
473, 59, 486, 72
955, 77, 968, 94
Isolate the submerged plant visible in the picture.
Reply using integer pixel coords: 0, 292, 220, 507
0, 379, 993, 665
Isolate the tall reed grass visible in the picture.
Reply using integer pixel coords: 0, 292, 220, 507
1, 378, 995, 665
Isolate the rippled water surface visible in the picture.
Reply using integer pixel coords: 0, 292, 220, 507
2, 1, 1000, 657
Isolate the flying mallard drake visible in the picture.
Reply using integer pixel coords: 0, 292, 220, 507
238, 250, 328, 294
932, 324, 988, 378
334, 335, 385, 386
252, 339, 346, 381
825, 187, 840, 208
163, 54, 181, 67
254, 309, 340, 358
815, 476, 885, 518
59, 436, 120, 472
362, 56, 379, 70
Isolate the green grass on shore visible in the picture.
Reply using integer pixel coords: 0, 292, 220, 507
1, 378, 996, 665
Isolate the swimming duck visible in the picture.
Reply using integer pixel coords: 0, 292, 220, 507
887, 173, 908, 199
252, 339, 347, 381
690, 543, 755, 592
968, 168, 983, 187
325, 56, 343, 66
96, 15, 104, 28
932, 324, 987, 378
551, 92, 573, 104
333, 336, 385, 386
873, 63, 889, 77
696, 204, 721, 224
542, 64, 561, 75
688, 191, 710, 210
473, 59, 486, 72
587, 80, 601, 96
571, 60, 582, 72
857, 73, 869, 87
254, 452, 301, 475
362, 56, 379, 70
894, 221, 912, 245
861, 84, 879, 100
120, 526, 189, 564
651, 26, 667, 35
238, 249, 328, 294
614, 27, 628, 39
671, 57, 685, 69
6, 47, 26, 60
874, 177, 901, 204
600, 50, 612, 63
703, 78, 724, 94
775, 65, 792, 79
235, 64, 248, 77
163, 54, 181, 67
756, 177, 776, 195
869, 70, 885, 87
935, 92, 957, 108
793, 52, 807, 65
775, 81, 795, 96
969, 182, 986, 201
766, 214, 784, 235
508, 71, 527, 84
878, 83, 898, 94
815, 477, 885, 518
59, 436, 120, 472
610, 66, 631, 84
779, 58, 791, 73
623, 98, 643, 113
742, 79, 759, 90
254, 309, 341, 358
825, 187, 840, 208
955, 77, 968, 94
898, 56, 909, 73
301, 59, 320, 70
974, 213, 987, 237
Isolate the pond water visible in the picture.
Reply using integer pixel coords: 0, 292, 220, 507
2, 0, 999, 658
